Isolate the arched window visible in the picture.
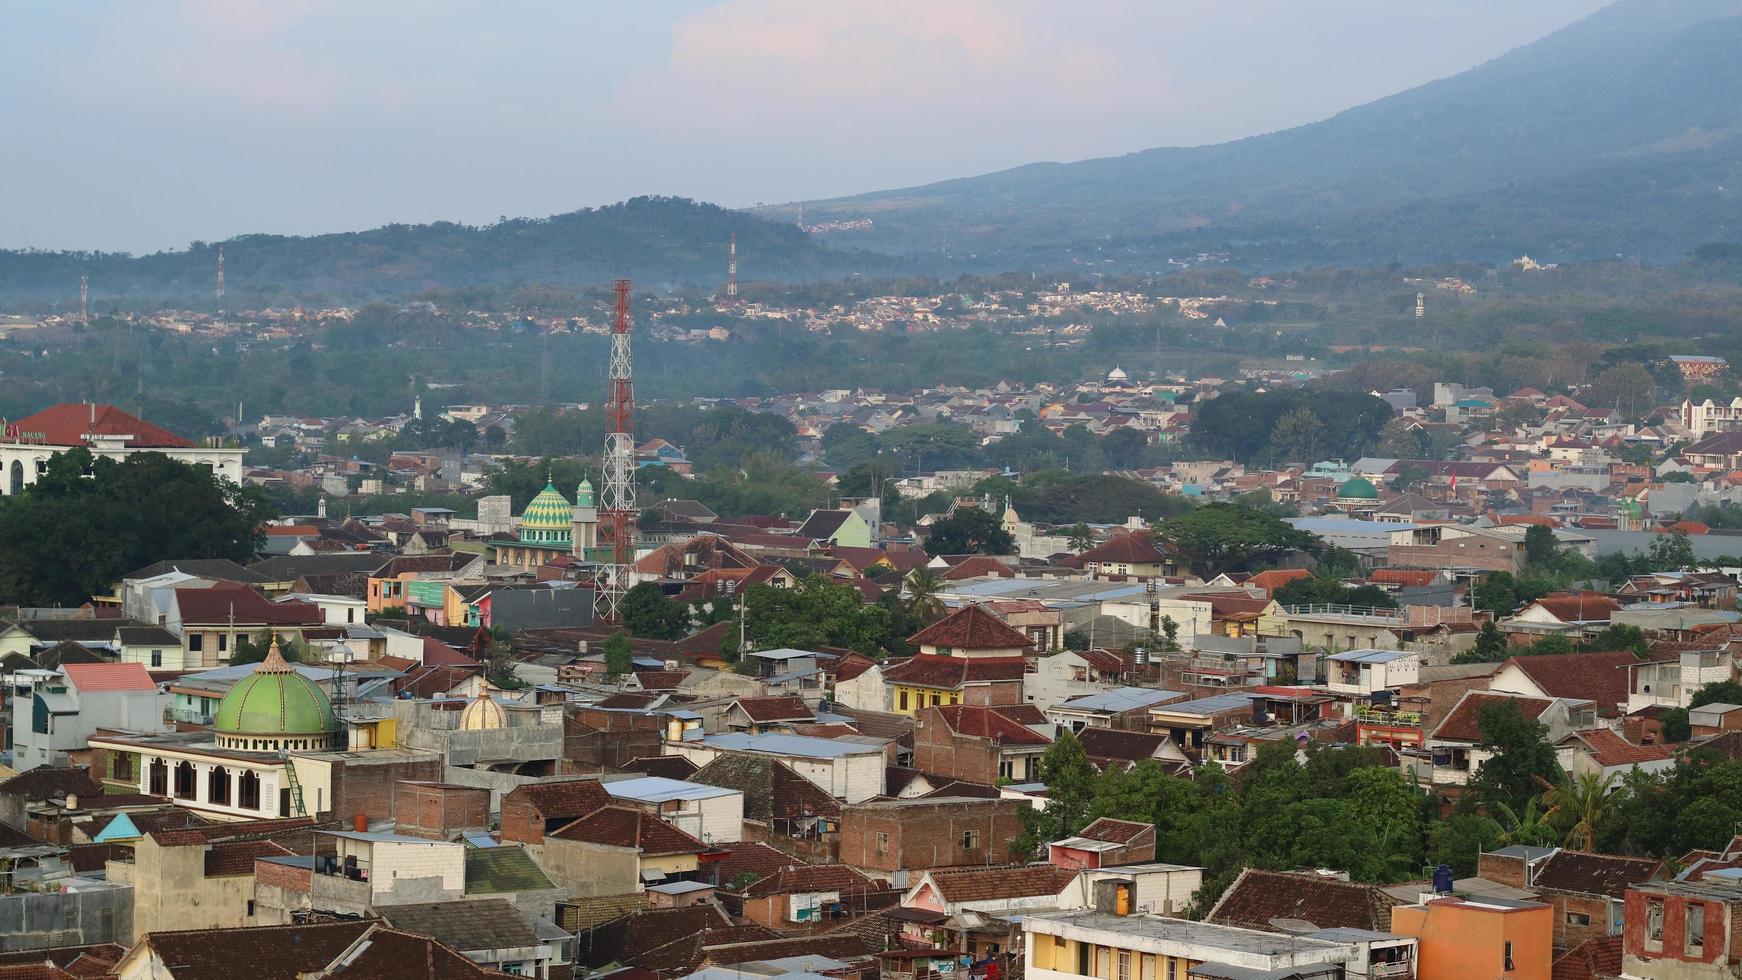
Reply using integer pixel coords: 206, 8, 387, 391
208, 766, 230, 806
239, 771, 261, 810
7, 460, 20, 496
148, 758, 168, 796
173, 761, 197, 799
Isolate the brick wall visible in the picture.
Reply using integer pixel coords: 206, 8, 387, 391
1554, 891, 1612, 949
255, 857, 312, 893
329, 755, 442, 822
1477, 852, 1528, 890
839, 799, 1025, 873
961, 680, 1023, 707
393, 781, 491, 839
500, 792, 543, 844
913, 710, 1000, 784
1391, 538, 1522, 574
566, 709, 663, 768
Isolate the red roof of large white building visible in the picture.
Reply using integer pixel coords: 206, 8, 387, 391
7, 403, 193, 449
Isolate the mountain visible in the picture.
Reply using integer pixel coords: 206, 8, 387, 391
0, 197, 894, 306
776, 0, 1742, 267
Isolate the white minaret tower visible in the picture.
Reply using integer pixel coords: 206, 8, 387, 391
1415, 292, 1425, 320
413, 393, 423, 421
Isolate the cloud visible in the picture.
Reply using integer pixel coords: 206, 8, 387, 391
152, 0, 392, 116
612, 1, 1183, 146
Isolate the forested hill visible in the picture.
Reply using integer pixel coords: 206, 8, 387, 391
776, 0, 1742, 267
0, 197, 896, 306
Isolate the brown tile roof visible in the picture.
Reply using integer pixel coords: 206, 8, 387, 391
633, 670, 689, 691
376, 898, 540, 952
619, 756, 700, 780
731, 695, 815, 723
908, 604, 1033, 651
924, 705, 1052, 746
508, 778, 612, 822
881, 654, 1027, 689
136, 921, 372, 980
0, 945, 124, 974
941, 556, 1017, 581
690, 755, 841, 824
1532, 850, 1662, 898
204, 839, 292, 877
1434, 693, 1554, 742
926, 864, 1076, 903
710, 841, 804, 883
0, 964, 74, 980
549, 806, 705, 855
1078, 727, 1172, 766
740, 864, 878, 898
322, 924, 499, 980
1502, 651, 1637, 711
1077, 818, 1153, 845
1552, 935, 1623, 980
1564, 729, 1673, 767
1369, 569, 1441, 587
1248, 568, 1312, 595
147, 816, 319, 848
1207, 868, 1401, 932
1524, 593, 1622, 623
1075, 533, 1171, 566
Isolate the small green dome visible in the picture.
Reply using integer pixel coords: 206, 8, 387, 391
214, 644, 335, 739
521, 481, 574, 531
576, 478, 595, 508
1339, 477, 1380, 500
1620, 498, 1644, 517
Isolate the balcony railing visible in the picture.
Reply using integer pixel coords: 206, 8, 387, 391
1283, 603, 1410, 624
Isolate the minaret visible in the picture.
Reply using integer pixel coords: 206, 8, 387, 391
726, 234, 738, 303
79, 275, 88, 326
413, 394, 422, 421
1415, 292, 1425, 320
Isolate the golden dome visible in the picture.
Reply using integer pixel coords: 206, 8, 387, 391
458, 692, 507, 731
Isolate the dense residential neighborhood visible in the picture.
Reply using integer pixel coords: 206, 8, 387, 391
2, 351, 1742, 980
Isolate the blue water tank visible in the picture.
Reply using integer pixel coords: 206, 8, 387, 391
1432, 863, 1455, 894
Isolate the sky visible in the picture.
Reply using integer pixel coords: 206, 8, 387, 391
0, 0, 1613, 254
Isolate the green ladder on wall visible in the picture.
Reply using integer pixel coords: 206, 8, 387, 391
280, 751, 308, 817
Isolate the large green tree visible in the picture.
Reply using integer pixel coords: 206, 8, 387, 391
0, 448, 272, 606
729, 575, 894, 656
1467, 700, 1563, 815
1155, 503, 1319, 577
620, 582, 690, 640
923, 507, 1014, 557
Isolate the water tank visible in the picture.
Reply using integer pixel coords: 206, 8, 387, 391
1432, 863, 1455, 894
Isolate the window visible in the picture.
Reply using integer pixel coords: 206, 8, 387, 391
189, 634, 204, 652
217, 633, 228, 652
1117, 951, 1131, 980
246, 900, 256, 917
208, 766, 231, 806
150, 651, 162, 668
1647, 899, 1665, 944
173, 761, 197, 799
1565, 911, 1591, 926
1686, 904, 1705, 954
1504, 941, 1514, 972
962, 830, 981, 850
239, 770, 261, 810
898, 691, 909, 711
113, 753, 134, 782
875, 832, 889, 853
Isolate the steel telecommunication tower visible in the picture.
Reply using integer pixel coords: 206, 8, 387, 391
217, 244, 226, 302
598, 279, 638, 621
79, 275, 88, 325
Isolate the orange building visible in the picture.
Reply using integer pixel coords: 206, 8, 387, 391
1391, 895, 1553, 980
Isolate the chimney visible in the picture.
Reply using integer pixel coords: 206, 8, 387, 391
353, 813, 369, 833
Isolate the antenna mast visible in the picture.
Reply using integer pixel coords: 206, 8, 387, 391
217, 244, 226, 302
726, 234, 738, 303
79, 275, 89, 326
598, 279, 638, 622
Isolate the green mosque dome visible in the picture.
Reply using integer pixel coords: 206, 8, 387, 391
213, 640, 336, 751
576, 477, 595, 508
519, 481, 575, 546
1338, 477, 1380, 500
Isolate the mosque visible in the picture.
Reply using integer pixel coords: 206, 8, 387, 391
488, 478, 601, 571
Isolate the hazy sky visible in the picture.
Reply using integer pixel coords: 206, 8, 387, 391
0, 0, 1612, 253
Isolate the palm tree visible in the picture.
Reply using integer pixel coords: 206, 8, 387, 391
1539, 771, 1616, 850
1067, 522, 1095, 553
905, 568, 945, 623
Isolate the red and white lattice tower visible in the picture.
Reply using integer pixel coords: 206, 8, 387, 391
597, 279, 637, 621
726, 234, 738, 303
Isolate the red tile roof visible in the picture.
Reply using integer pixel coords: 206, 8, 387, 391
10, 403, 193, 449
710, 841, 803, 883
942, 556, 1016, 581
1369, 569, 1441, 587
134, 922, 372, 980
506, 779, 612, 825
1501, 651, 1637, 711
909, 604, 1033, 651
1553, 936, 1623, 980
1077, 727, 1171, 765
880, 654, 1028, 689
1248, 568, 1311, 595
1564, 729, 1673, 768
174, 586, 323, 627
549, 806, 705, 855
924, 704, 1052, 746
62, 662, 157, 692
1433, 693, 1555, 742
1075, 533, 1171, 565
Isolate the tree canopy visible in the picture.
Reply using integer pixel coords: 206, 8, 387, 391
1154, 503, 1319, 577
0, 448, 272, 606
